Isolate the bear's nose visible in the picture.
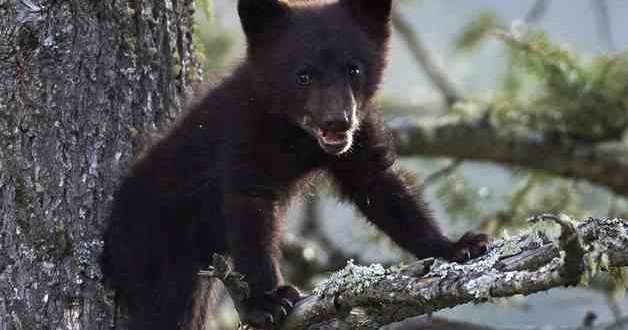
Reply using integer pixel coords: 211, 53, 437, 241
322, 113, 351, 132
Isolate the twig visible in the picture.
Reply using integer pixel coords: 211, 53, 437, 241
198, 254, 249, 303
589, 0, 615, 52
528, 213, 585, 284
391, 9, 462, 107
525, 0, 552, 24
422, 159, 463, 185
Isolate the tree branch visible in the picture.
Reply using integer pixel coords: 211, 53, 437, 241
390, 314, 628, 330
524, 0, 552, 24
392, 10, 462, 107
207, 217, 628, 330
422, 159, 463, 185
589, 0, 615, 52
388, 115, 628, 197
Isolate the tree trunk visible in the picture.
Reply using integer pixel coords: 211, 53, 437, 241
0, 0, 197, 328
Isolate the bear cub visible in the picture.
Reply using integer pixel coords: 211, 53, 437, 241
101, 0, 489, 329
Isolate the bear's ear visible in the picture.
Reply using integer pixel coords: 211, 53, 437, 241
342, 0, 392, 38
238, 0, 288, 42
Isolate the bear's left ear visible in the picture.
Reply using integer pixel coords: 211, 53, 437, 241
342, 0, 392, 37
238, 0, 289, 43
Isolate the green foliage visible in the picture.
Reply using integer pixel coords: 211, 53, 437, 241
374, 95, 400, 117
193, 0, 235, 76
491, 32, 628, 141
435, 174, 483, 224
196, 0, 213, 21
408, 19, 628, 235
454, 12, 499, 54
481, 173, 582, 235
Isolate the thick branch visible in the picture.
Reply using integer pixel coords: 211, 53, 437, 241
392, 314, 628, 330
274, 217, 628, 330
388, 116, 628, 197
208, 217, 628, 330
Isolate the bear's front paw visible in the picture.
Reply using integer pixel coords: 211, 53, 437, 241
239, 285, 303, 329
446, 232, 490, 263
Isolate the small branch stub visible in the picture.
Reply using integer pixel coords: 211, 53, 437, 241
199, 254, 249, 302
528, 213, 586, 284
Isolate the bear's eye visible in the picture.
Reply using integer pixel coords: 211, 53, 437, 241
296, 70, 312, 86
347, 64, 361, 78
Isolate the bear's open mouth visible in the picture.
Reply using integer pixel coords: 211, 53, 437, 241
299, 116, 355, 154
311, 127, 354, 154
317, 129, 349, 145
304, 127, 353, 153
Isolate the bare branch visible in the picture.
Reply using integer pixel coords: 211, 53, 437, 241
422, 159, 463, 185
525, 0, 552, 24
590, 0, 615, 52
392, 9, 462, 107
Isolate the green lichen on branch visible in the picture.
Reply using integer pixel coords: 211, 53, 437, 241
275, 217, 628, 330
312, 260, 391, 297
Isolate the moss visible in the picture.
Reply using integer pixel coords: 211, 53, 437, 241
147, 47, 157, 64
123, 34, 137, 52
47, 228, 73, 259
171, 50, 181, 78
187, 66, 201, 83
65, 296, 81, 306
17, 25, 39, 50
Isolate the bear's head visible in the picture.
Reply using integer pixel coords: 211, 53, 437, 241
238, 0, 392, 155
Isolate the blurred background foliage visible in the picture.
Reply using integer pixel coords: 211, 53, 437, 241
192, 1, 628, 329
194, 0, 235, 76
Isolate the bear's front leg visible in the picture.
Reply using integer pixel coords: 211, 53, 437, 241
327, 112, 489, 262
223, 194, 302, 329
331, 164, 489, 262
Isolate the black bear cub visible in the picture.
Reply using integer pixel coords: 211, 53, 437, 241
101, 0, 489, 329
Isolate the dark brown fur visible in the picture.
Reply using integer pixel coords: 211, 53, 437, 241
101, 1, 489, 329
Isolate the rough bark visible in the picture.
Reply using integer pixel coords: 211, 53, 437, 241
0, 0, 197, 328
388, 115, 628, 197
211, 217, 628, 330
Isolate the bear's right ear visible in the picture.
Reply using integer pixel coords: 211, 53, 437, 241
342, 0, 392, 39
238, 0, 288, 42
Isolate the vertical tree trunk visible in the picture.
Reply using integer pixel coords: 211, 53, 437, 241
0, 0, 197, 328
